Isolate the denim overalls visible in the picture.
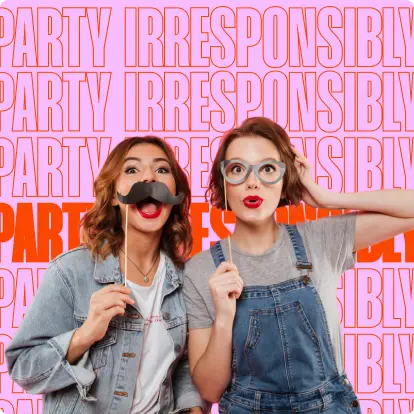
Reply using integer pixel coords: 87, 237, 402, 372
210, 224, 362, 414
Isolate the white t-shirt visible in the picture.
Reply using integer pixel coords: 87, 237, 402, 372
128, 252, 175, 414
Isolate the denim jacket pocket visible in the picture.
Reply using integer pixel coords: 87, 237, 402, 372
90, 327, 117, 369
164, 315, 187, 330
49, 385, 80, 414
74, 316, 118, 370
164, 314, 187, 358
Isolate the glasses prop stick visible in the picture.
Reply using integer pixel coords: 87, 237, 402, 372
223, 179, 233, 264
117, 181, 184, 286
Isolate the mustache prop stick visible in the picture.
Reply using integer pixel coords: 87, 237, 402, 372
117, 181, 184, 286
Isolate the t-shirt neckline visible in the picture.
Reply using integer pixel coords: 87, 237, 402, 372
220, 223, 286, 258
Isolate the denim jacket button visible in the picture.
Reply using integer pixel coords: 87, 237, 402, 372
114, 391, 128, 397
303, 276, 310, 284
352, 400, 359, 407
127, 313, 141, 319
175, 344, 182, 353
164, 312, 171, 321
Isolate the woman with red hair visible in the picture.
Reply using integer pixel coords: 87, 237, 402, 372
184, 117, 414, 413
7, 136, 205, 413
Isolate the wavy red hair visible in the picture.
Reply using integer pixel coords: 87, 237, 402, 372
81, 136, 192, 269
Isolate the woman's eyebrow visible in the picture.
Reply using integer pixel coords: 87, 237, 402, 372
259, 157, 280, 162
123, 156, 140, 164
153, 157, 170, 164
227, 157, 280, 163
123, 157, 170, 164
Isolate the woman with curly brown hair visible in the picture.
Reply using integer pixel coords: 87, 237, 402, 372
183, 117, 414, 413
6, 137, 206, 413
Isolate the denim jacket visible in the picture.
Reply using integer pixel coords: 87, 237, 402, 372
6, 245, 206, 413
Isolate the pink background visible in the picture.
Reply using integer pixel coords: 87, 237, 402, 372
0, 0, 414, 413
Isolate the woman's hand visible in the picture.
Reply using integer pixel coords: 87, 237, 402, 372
291, 145, 336, 209
77, 284, 135, 346
208, 262, 243, 324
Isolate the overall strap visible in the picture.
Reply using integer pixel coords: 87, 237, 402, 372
284, 224, 313, 276
210, 241, 226, 268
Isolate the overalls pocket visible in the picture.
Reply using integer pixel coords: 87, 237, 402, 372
243, 301, 326, 392
340, 381, 362, 414
218, 396, 233, 414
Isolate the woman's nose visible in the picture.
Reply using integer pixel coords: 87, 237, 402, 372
245, 171, 260, 189
141, 167, 156, 182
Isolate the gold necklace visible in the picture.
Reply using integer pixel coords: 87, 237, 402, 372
120, 249, 160, 283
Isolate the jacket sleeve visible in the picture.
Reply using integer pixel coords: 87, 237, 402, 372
172, 346, 211, 413
5, 261, 97, 401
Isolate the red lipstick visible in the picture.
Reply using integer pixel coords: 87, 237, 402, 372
136, 200, 163, 219
243, 196, 263, 209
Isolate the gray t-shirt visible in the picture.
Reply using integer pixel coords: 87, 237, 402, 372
183, 213, 357, 373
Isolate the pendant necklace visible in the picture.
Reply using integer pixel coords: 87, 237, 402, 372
120, 249, 159, 283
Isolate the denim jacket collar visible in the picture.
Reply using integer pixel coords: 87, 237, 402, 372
92, 251, 183, 288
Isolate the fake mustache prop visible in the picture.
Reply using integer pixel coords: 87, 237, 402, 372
117, 181, 184, 205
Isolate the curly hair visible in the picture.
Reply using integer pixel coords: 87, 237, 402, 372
206, 117, 304, 210
81, 136, 192, 269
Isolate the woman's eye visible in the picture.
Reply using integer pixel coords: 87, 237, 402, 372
156, 167, 171, 174
263, 165, 277, 173
125, 167, 138, 174
231, 165, 243, 174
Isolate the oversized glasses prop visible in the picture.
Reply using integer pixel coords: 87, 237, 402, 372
220, 159, 286, 263
117, 181, 184, 286
221, 159, 286, 185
